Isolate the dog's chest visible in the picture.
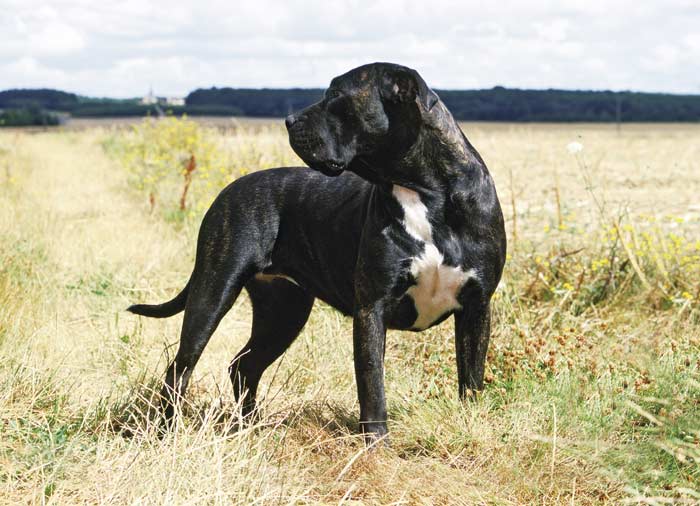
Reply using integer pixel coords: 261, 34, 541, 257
392, 186, 476, 330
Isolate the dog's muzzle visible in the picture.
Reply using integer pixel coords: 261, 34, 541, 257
286, 115, 345, 177
285, 114, 297, 129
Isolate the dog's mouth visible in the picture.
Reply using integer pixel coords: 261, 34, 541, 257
288, 133, 344, 176
310, 159, 346, 177
287, 125, 347, 177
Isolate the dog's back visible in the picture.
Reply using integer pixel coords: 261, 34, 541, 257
220, 167, 371, 313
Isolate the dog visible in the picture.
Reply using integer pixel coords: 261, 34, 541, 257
128, 62, 506, 442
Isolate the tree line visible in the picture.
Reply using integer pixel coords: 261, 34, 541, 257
2, 86, 700, 126
186, 86, 700, 122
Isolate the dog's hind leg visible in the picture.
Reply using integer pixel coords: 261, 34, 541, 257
229, 276, 314, 419
159, 208, 268, 427
159, 266, 248, 426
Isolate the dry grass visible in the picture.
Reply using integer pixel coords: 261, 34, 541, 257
0, 121, 698, 505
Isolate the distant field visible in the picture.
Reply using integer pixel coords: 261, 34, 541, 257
63, 115, 282, 130
0, 121, 698, 504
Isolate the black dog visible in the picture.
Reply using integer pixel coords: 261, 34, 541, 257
128, 62, 506, 442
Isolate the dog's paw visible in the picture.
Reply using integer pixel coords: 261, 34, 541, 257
361, 423, 390, 448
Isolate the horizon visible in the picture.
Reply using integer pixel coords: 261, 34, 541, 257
4, 83, 700, 100
2, 1, 700, 98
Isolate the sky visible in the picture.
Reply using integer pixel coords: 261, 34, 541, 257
1, 0, 699, 98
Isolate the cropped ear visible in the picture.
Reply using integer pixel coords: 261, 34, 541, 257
380, 66, 439, 112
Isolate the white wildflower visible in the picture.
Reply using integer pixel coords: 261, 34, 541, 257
567, 141, 583, 154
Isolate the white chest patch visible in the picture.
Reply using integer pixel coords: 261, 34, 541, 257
392, 185, 477, 330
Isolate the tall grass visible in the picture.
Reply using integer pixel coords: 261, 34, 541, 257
1, 122, 698, 504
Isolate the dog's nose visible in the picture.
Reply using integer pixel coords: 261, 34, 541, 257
285, 114, 297, 129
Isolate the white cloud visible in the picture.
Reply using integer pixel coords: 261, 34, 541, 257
683, 33, 700, 51
0, 0, 699, 96
533, 18, 570, 44
35, 21, 86, 54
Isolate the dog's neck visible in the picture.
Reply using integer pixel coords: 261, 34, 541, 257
382, 100, 487, 200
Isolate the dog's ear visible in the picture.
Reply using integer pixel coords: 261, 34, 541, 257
380, 66, 439, 112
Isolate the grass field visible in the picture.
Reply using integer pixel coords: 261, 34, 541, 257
1, 120, 698, 505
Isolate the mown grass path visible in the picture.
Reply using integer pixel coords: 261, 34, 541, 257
2, 132, 192, 397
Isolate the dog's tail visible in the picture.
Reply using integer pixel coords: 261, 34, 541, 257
127, 280, 190, 318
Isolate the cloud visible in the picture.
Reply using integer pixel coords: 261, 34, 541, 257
1, 0, 699, 96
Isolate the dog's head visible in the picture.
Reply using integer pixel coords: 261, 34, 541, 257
286, 62, 439, 180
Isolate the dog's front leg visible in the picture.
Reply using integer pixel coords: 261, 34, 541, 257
353, 304, 388, 444
454, 297, 492, 400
